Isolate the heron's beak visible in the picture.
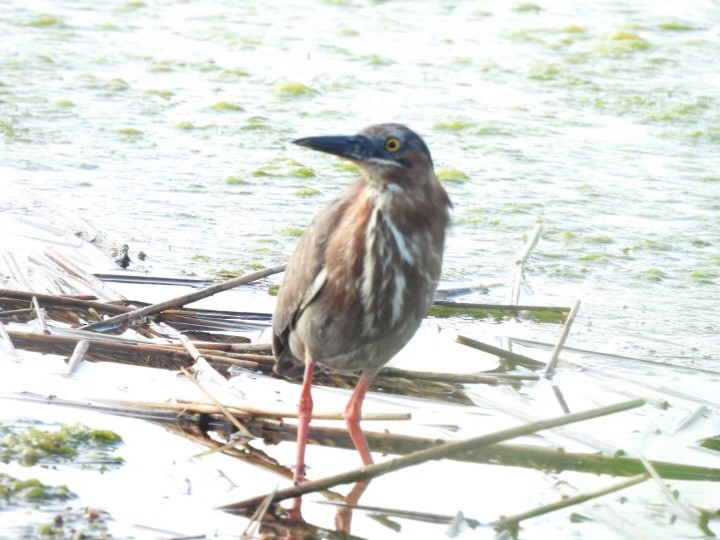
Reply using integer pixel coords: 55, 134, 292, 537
293, 135, 373, 163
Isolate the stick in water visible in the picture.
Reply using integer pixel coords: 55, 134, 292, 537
223, 398, 645, 511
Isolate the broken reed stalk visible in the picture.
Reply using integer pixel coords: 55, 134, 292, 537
491, 473, 649, 529
44, 247, 125, 302
455, 334, 545, 369
179, 334, 228, 386
432, 301, 570, 314
640, 456, 699, 524
179, 366, 254, 439
544, 299, 581, 376
129, 399, 410, 421
31, 296, 48, 334
66, 339, 89, 375
222, 398, 645, 511
0, 321, 20, 361
81, 264, 286, 332
511, 223, 543, 305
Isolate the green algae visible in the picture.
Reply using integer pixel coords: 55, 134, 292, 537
333, 161, 360, 173
274, 81, 317, 97
55, 99, 75, 107
428, 304, 567, 323
145, 88, 174, 99
117, 127, 143, 137
295, 187, 321, 196
191, 254, 211, 263
210, 101, 244, 112
512, 2, 542, 12
636, 268, 667, 282
0, 473, 73, 505
586, 235, 613, 244
436, 168, 470, 184
216, 67, 251, 79
0, 120, 16, 139
528, 62, 560, 81
225, 176, 249, 185
0, 423, 122, 468
595, 31, 650, 55
434, 119, 477, 131
688, 270, 717, 284
268, 284, 280, 296
281, 226, 304, 237
23, 14, 61, 27
290, 166, 315, 178
658, 21, 695, 31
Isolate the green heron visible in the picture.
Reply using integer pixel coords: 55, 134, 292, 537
273, 123, 451, 487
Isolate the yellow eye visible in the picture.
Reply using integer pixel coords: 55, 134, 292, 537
385, 137, 401, 153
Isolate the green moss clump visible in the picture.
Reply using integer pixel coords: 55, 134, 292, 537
268, 284, 280, 296
295, 187, 321, 196
586, 235, 613, 244
0, 423, 122, 467
217, 68, 251, 79
512, 2, 542, 12
0, 473, 74, 503
436, 168, 470, 184
281, 227, 305, 237
596, 31, 650, 55
210, 101, 244, 112
434, 119, 477, 131
528, 62, 560, 81
290, 167, 316, 178
225, 176, 249, 185
333, 161, 359, 173
23, 14, 60, 27
636, 268, 666, 282
118, 127, 142, 137
145, 88, 174, 99
658, 21, 694, 31
174, 121, 195, 130
688, 270, 716, 284
191, 254, 211, 263
428, 304, 567, 323
55, 99, 75, 107
274, 81, 317, 97
0, 120, 16, 139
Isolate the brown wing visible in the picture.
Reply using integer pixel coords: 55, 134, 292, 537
272, 184, 358, 375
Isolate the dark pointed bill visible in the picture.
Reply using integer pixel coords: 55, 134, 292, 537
292, 135, 372, 162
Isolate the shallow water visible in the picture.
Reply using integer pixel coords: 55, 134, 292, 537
1, 0, 719, 537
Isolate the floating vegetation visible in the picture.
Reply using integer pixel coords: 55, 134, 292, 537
0, 119, 16, 139
436, 167, 470, 184
54, 99, 75, 107
0, 423, 122, 468
22, 14, 61, 27
512, 2, 542, 12
433, 119, 477, 131
687, 270, 716, 285
295, 187, 321, 196
636, 268, 667, 282
595, 30, 650, 55
273, 81, 317, 97
280, 226, 304, 237
117, 127, 143, 137
0, 473, 73, 505
225, 176, 249, 185
174, 121, 196, 130
528, 62, 560, 81
210, 101, 245, 112
657, 21, 695, 32
144, 88, 174, 99
586, 234, 613, 244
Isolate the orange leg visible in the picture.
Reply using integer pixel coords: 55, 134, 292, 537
344, 370, 377, 466
288, 360, 315, 522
